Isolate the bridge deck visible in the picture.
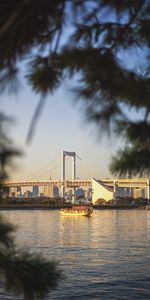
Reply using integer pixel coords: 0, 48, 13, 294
2, 178, 150, 188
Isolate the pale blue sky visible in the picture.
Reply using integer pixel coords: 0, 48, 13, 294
1, 80, 121, 180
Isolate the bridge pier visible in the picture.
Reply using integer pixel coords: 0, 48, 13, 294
61, 151, 76, 202
113, 181, 117, 198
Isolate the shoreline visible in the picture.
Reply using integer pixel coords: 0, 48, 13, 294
0, 204, 146, 210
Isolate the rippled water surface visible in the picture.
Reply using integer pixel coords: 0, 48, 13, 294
1, 209, 150, 299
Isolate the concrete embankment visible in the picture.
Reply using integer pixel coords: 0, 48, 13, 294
0, 204, 71, 210
0, 204, 146, 210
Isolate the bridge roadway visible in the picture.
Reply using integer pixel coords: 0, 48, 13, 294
2, 178, 150, 188
2, 180, 91, 188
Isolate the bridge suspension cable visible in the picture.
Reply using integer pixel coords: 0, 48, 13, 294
23, 154, 61, 180
21, 151, 91, 181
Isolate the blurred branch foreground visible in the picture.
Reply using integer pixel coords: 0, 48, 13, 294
0, 215, 62, 299
0, 0, 150, 296
0, 119, 62, 298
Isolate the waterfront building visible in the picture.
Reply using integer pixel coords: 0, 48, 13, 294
86, 188, 92, 201
24, 190, 32, 198
92, 178, 114, 204
53, 186, 59, 197
9, 186, 21, 197
43, 186, 53, 197
75, 188, 85, 202
32, 186, 39, 198
65, 189, 72, 201
42, 186, 59, 197
39, 192, 44, 197
131, 187, 146, 199
92, 178, 148, 204
115, 187, 131, 198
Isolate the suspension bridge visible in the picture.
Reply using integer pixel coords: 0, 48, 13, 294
2, 150, 150, 200
2, 151, 92, 199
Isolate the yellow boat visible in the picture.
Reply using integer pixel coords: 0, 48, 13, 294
60, 205, 93, 217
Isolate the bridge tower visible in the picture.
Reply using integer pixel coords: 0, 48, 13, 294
61, 151, 76, 202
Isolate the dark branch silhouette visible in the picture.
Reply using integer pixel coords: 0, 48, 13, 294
0, 1, 150, 172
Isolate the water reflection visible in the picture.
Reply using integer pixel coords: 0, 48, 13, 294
1, 209, 150, 299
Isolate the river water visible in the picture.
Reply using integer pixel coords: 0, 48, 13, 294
0, 209, 150, 299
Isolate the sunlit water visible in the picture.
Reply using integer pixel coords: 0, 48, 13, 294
0, 209, 150, 299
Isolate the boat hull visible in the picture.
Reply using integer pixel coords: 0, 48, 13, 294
60, 206, 93, 217
60, 210, 93, 217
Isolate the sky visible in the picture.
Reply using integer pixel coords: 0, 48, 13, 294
0, 80, 121, 181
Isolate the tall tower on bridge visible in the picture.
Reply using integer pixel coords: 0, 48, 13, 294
61, 151, 76, 201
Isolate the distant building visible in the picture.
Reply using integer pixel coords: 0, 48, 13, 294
2, 187, 9, 198
16, 186, 21, 197
39, 193, 44, 197
32, 186, 39, 198
92, 178, 114, 204
24, 190, 32, 198
9, 186, 21, 198
42, 186, 59, 197
75, 188, 85, 201
131, 187, 146, 198
115, 186, 147, 199
83, 188, 92, 201
53, 186, 59, 197
43, 186, 53, 197
87, 188, 92, 201
92, 178, 148, 203
65, 190, 72, 201
115, 187, 131, 198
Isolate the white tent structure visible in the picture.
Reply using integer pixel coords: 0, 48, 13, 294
92, 178, 114, 204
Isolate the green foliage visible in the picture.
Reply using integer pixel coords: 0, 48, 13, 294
0, 251, 61, 299
0, 114, 22, 180
0, 0, 65, 66
0, 216, 62, 300
110, 147, 150, 177
0, 216, 14, 251
115, 121, 150, 146
110, 120, 150, 176
0, 109, 61, 300
27, 56, 62, 96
